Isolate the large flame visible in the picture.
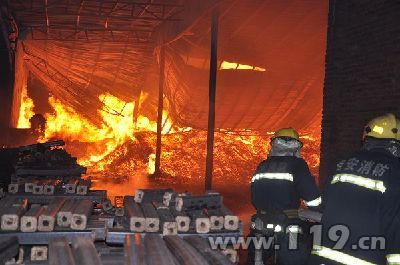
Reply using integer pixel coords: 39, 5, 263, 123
15, 84, 321, 235
43, 93, 178, 171
17, 84, 35, 128
40, 93, 320, 193
33, 93, 321, 234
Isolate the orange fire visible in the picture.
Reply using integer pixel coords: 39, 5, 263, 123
43, 93, 181, 172
220, 60, 266, 72
31, 93, 320, 189
17, 84, 35, 128
86, 129, 320, 186
15, 88, 321, 218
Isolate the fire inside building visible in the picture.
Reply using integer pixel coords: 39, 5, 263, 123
0, 0, 399, 264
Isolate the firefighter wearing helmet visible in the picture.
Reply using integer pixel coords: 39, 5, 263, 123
308, 113, 400, 265
247, 128, 321, 265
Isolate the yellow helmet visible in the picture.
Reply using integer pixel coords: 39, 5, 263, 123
274, 128, 300, 141
397, 119, 400, 141
364, 113, 398, 140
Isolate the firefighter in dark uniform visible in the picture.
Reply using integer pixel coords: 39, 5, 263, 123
309, 113, 400, 265
248, 128, 321, 265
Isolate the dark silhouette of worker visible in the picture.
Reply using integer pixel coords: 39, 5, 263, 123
248, 128, 321, 265
308, 113, 400, 265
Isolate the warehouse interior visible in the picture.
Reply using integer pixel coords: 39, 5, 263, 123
0, 0, 327, 222
1, 0, 400, 264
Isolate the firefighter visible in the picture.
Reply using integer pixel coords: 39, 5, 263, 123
308, 113, 400, 265
247, 128, 321, 265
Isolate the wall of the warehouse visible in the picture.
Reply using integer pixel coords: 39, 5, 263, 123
320, 0, 400, 190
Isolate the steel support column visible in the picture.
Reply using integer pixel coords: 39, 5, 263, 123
154, 45, 165, 176
205, 8, 219, 190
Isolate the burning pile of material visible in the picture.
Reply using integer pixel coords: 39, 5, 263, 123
19, 93, 321, 185
88, 130, 320, 185
41, 94, 179, 168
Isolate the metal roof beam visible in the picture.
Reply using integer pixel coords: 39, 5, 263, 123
11, 1, 183, 20
16, 13, 182, 22
21, 26, 154, 43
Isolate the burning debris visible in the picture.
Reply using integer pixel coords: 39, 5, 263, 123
66, 130, 320, 186
16, 92, 321, 187
40, 94, 183, 168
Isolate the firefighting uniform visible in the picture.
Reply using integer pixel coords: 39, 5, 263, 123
248, 156, 321, 265
308, 147, 400, 265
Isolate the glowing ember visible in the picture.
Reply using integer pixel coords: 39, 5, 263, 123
86, 130, 320, 185
17, 84, 35, 128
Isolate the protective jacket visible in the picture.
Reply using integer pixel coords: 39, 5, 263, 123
251, 156, 321, 212
309, 142, 400, 265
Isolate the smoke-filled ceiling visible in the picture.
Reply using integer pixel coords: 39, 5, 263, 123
9, 0, 328, 132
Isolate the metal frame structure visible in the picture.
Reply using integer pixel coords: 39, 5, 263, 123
205, 8, 219, 190
154, 44, 165, 176
4, 0, 184, 43
21, 26, 155, 42
10, 1, 183, 19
